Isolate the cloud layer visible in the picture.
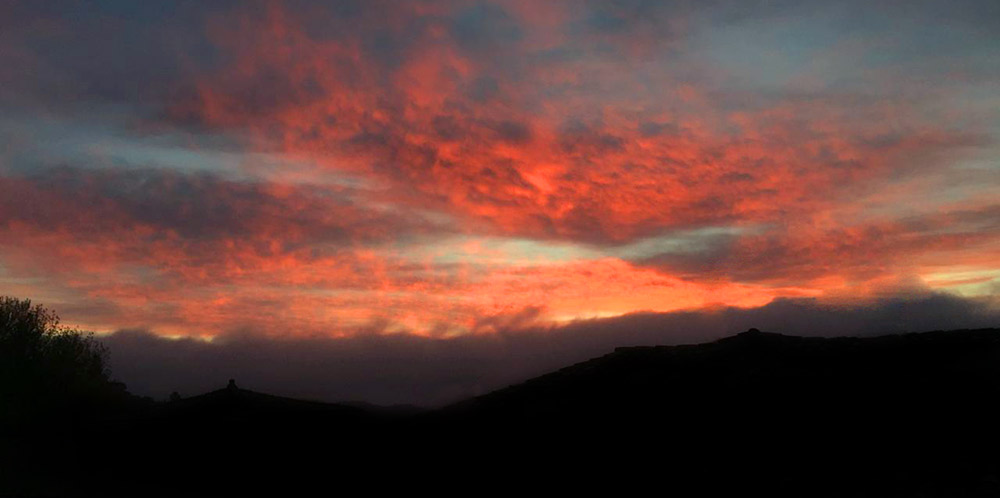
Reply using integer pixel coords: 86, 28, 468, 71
1, 1, 998, 339
103, 292, 1000, 406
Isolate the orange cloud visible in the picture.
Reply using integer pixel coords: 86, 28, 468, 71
1, 1, 997, 338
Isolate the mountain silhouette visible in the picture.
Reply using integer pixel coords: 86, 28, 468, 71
418, 327, 1000, 495
445, 327, 1000, 425
6, 327, 1000, 496
163, 379, 370, 419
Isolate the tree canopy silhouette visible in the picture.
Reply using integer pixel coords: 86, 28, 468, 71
1, 296, 118, 425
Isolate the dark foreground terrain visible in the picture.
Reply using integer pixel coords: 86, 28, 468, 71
5, 328, 1000, 497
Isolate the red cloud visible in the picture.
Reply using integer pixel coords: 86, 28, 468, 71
2, 1, 997, 337
171, 3, 990, 246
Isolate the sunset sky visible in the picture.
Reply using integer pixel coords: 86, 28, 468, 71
1, 0, 998, 348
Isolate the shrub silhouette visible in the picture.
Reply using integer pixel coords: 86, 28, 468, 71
1, 296, 116, 425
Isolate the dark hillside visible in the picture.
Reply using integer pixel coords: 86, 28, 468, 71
429, 328, 1000, 495
6, 327, 1000, 496
447, 328, 1000, 424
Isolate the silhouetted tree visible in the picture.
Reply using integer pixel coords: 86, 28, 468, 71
1, 296, 114, 425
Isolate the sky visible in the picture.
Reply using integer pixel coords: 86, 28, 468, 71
1, 1, 999, 403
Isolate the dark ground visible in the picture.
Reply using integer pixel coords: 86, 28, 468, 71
4, 328, 1000, 497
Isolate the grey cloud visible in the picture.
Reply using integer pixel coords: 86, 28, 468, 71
449, 3, 523, 53
0, 166, 433, 245
0, 1, 233, 112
